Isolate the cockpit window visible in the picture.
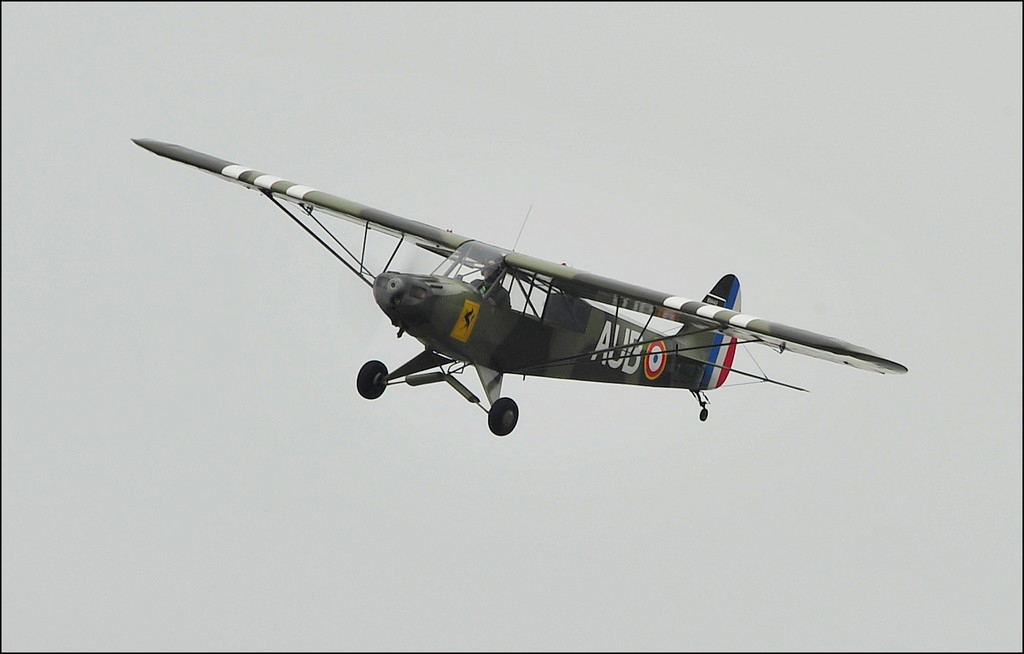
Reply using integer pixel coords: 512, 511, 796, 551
432, 241, 509, 294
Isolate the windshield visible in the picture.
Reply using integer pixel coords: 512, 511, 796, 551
431, 241, 509, 289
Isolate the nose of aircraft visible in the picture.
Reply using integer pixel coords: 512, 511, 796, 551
374, 273, 406, 307
373, 273, 433, 324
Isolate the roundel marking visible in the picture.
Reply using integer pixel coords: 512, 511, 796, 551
644, 340, 667, 380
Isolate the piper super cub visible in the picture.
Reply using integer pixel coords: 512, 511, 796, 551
134, 139, 907, 436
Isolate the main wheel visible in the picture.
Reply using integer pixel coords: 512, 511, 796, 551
699, 407, 709, 422
488, 397, 519, 436
356, 360, 388, 400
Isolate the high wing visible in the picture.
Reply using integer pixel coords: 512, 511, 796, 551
132, 139, 469, 252
504, 252, 908, 375
135, 138, 905, 376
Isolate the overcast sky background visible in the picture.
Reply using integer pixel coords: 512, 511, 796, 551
2, 3, 1021, 651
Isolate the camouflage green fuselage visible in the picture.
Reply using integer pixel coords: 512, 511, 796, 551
374, 272, 714, 391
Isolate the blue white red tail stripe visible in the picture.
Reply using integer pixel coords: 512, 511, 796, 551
700, 275, 741, 390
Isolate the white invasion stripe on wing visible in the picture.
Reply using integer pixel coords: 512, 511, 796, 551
253, 175, 285, 190
221, 165, 250, 179
696, 305, 721, 319
285, 185, 318, 199
664, 296, 695, 310
728, 313, 759, 328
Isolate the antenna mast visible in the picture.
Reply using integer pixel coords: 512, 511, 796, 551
512, 204, 533, 252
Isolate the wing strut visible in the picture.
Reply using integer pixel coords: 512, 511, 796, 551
298, 202, 377, 280
263, 191, 375, 287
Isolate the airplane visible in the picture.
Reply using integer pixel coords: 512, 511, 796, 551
133, 139, 907, 436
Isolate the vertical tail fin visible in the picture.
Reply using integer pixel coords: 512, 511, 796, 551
700, 274, 741, 390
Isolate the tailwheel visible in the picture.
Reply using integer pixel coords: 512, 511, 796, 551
692, 390, 710, 422
357, 360, 388, 400
488, 397, 519, 436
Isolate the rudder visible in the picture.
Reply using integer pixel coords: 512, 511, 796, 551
700, 274, 741, 390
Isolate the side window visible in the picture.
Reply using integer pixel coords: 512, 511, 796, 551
502, 273, 547, 318
543, 289, 592, 333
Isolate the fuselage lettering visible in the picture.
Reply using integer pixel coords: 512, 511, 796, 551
591, 320, 643, 375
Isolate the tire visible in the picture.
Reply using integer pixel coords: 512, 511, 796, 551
699, 407, 709, 422
488, 397, 519, 436
357, 360, 388, 400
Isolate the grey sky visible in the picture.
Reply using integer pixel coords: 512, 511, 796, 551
2, 3, 1021, 650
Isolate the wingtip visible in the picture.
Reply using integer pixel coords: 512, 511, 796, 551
881, 359, 909, 375
132, 138, 177, 158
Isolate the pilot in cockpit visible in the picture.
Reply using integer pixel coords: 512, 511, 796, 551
475, 259, 510, 308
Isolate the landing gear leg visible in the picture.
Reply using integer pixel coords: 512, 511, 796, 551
692, 390, 710, 422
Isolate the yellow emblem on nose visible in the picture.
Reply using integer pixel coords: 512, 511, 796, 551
450, 299, 481, 342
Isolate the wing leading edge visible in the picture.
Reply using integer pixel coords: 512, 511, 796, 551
132, 138, 470, 252
504, 252, 908, 375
